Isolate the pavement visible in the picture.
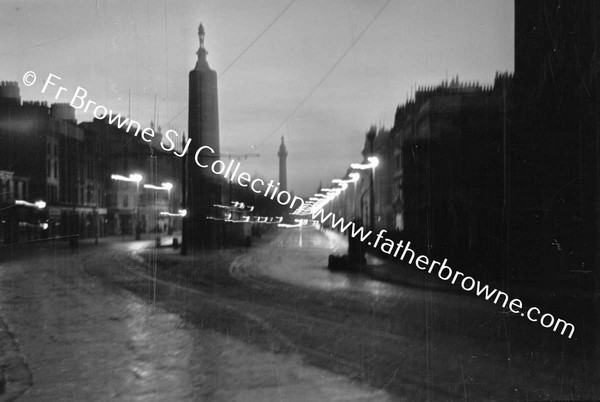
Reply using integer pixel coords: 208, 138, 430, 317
0, 234, 393, 401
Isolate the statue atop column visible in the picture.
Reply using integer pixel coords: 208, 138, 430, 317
195, 23, 209, 71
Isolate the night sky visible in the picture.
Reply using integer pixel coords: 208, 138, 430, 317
1, 0, 513, 196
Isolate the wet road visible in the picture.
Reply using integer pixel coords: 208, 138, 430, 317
225, 227, 599, 400
0, 229, 597, 401
236, 226, 478, 303
0, 239, 391, 401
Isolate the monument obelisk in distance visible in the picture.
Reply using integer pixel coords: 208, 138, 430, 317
278, 136, 287, 192
186, 23, 222, 249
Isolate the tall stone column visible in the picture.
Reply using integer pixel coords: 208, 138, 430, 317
278, 136, 287, 192
186, 24, 222, 249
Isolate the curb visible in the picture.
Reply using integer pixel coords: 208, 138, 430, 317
365, 260, 458, 293
0, 318, 31, 402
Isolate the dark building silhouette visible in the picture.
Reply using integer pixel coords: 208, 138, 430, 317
355, 126, 393, 231
0, 84, 106, 242
278, 136, 288, 192
0, 80, 181, 244
390, 76, 511, 274
185, 24, 223, 249
511, 0, 599, 286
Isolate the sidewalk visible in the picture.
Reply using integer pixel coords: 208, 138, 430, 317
0, 234, 393, 401
322, 229, 456, 293
323, 229, 598, 299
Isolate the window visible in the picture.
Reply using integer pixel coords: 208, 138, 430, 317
123, 195, 129, 208
86, 185, 93, 204
47, 159, 51, 177
54, 161, 58, 178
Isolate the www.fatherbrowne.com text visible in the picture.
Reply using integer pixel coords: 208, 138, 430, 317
311, 208, 576, 339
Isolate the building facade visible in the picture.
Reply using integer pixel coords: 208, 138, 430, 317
0, 81, 181, 244
395, 76, 510, 274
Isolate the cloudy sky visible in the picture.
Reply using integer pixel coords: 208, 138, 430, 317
1, 0, 513, 196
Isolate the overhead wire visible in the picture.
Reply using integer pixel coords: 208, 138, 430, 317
255, 0, 392, 148
164, 0, 297, 128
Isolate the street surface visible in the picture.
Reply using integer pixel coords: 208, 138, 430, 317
0, 227, 597, 401
0, 237, 390, 401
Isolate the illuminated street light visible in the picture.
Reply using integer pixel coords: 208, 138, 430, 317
143, 182, 173, 192
143, 181, 175, 237
111, 172, 143, 239
160, 209, 187, 217
111, 173, 143, 183
331, 179, 352, 187
350, 156, 379, 170
15, 199, 46, 209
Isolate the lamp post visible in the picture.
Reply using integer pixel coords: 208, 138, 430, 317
350, 156, 379, 230
143, 182, 174, 241
349, 173, 360, 218
131, 174, 143, 240
111, 173, 143, 239
12, 199, 46, 244
14, 199, 46, 209
333, 173, 359, 219
166, 183, 173, 235
367, 130, 376, 231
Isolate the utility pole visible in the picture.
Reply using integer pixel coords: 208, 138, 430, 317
181, 134, 189, 255
367, 130, 376, 231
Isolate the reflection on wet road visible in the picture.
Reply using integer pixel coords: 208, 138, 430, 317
0, 239, 393, 401
242, 226, 428, 300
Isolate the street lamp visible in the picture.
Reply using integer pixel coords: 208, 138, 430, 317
164, 183, 173, 234
350, 156, 379, 229
111, 173, 143, 239
160, 209, 187, 217
350, 156, 379, 170
348, 172, 360, 217
144, 182, 174, 235
15, 199, 46, 209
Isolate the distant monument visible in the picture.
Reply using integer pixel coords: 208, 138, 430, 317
184, 23, 222, 250
278, 136, 287, 192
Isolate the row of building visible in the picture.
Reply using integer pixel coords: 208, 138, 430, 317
0, 23, 291, 248
318, 0, 599, 288
0, 82, 182, 244
322, 74, 510, 276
